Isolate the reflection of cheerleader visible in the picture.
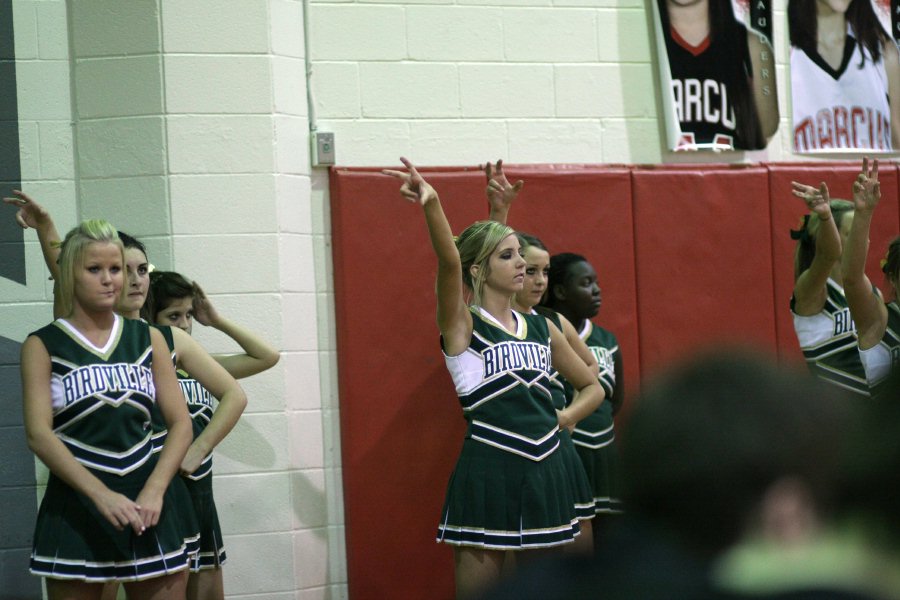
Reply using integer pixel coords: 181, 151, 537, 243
659, 0, 779, 150
789, 0, 900, 151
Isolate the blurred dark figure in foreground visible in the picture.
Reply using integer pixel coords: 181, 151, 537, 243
479, 348, 888, 600
713, 366, 900, 599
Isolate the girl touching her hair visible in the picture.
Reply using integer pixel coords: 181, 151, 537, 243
144, 270, 278, 600
6, 192, 255, 600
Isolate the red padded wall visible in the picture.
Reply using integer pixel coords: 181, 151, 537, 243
331, 166, 640, 600
330, 162, 900, 600
493, 166, 640, 397
631, 166, 777, 373
331, 168, 463, 600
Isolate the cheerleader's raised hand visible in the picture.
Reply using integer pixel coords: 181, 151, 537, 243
382, 157, 439, 207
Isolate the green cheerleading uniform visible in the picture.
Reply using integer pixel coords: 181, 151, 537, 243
859, 301, 900, 394
791, 279, 869, 397
437, 307, 579, 549
535, 308, 595, 520
28, 315, 199, 582
146, 324, 226, 571
177, 370, 226, 571
149, 324, 177, 452
562, 320, 622, 514
146, 324, 202, 570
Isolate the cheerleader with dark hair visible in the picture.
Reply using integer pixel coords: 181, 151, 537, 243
543, 253, 624, 538
143, 270, 278, 599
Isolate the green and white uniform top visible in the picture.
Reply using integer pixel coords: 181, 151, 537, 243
791, 278, 869, 397
145, 325, 215, 480
444, 307, 558, 461
859, 301, 900, 391
563, 320, 617, 450
35, 315, 156, 475
149, 324, 176, 453
532, 308, 566, 411
177, 371, 216, 480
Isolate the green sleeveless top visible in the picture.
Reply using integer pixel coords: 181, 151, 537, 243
791, 278, 869, 397
444, 307, 559, 461
562, 320, 618, 448
32, 315, 156, 475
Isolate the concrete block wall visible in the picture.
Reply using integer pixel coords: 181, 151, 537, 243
3, 0, 74, 335
2, 2, 73, 599
68, 1, 174, 273
156, 0, 340, 598
307, 0, 803, 166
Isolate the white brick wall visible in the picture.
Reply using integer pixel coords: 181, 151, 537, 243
161, 0, 271, 54
165, 56, 274, 114
6, 0, 75, 340
166, 116, 276, 174
310, 6, 406, 60
407, 7, 503, 61
308, 0, 803, 167
169, 175, 279, 234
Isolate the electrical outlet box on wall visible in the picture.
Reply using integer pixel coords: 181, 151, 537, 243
312, 131, 335, 167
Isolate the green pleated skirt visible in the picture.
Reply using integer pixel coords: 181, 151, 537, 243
30, 456, 200, 582
182, 473, 227, 571
559, 429, 596, 519
572, 423, 623, 514
437, 437, 580, 550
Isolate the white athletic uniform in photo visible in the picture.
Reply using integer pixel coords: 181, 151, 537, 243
791, 27, 892, 152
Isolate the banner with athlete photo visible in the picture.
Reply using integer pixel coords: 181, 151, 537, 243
650, 0, 778, 152
789, 0, 900, 153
